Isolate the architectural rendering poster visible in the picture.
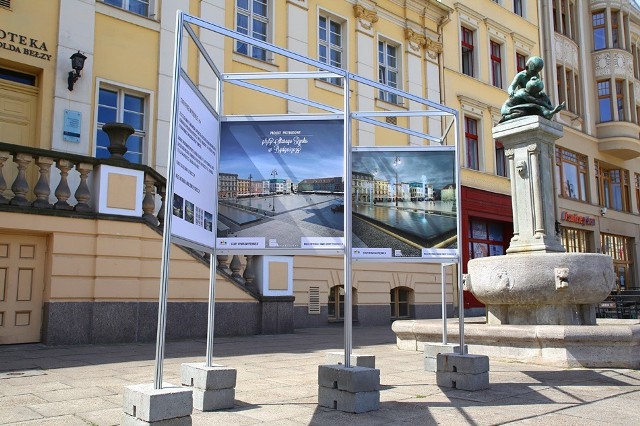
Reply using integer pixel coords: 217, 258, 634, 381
351, 148, 458, 260
216, 118, 344, 252
170, 74, 219, 252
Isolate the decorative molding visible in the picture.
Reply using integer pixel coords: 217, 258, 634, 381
405, 28, 427, 51
593, 50, 634, 80
454, 2, 484, 29
484, 18, 509, 43
353, 4, 378, 30
505, 149, 515, 159
553, 34, 579, 69
511, 33, 535, 54
425, 38, 443, 59
458, 95, 489, 116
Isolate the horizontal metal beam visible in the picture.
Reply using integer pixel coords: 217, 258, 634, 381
354, 115, 442, 144
224, 71, 343, 80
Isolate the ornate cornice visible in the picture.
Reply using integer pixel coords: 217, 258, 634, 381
405, 28, 427, 51
354, 4, 379, 30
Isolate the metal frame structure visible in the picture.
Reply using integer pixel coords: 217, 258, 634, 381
153, 11, 465, 389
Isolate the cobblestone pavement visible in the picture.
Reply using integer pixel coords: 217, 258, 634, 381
1, 326, 639, 425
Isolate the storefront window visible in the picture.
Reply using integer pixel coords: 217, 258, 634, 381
468, 219, 508, 259
601, 233, 635, 290
561, 227, 592, 253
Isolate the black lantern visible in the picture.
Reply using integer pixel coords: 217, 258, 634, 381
67, 51, 87, 91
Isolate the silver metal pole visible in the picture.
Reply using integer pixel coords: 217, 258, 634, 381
205, 254, 216, 367
154, 11, 184, 389
453, 113, 465, 355
441, 263, 448, 345
343, 76, 352, 368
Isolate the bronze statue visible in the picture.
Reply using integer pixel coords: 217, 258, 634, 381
499, 56, 565, 123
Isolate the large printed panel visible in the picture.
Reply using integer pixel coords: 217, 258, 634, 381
169, 73, 219, 252
216, 118, 344, 253
351, 148, 458, 260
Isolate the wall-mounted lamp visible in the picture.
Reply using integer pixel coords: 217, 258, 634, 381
67, 51, 87, 91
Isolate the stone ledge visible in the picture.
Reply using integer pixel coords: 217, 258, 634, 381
392, 318, 640, 368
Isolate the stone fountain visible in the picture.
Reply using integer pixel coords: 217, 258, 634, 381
465, 116, 614, 326
392, 115, 639, 368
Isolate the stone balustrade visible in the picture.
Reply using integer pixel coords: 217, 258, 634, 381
0, 141, 257, 293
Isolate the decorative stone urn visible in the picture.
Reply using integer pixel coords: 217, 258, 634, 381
102, 122, 134, 161
465, 116, 614, 325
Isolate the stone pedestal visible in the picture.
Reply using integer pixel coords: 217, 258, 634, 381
181, 363, 236, 411
326, 352, 375, 368
318, 365, 380, 413
436, 353, 489, 391
423, 343, 467, 372
122, 383, 192, 425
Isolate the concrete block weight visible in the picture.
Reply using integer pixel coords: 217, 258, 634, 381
318, 364, 380, 393
436, 371, 489, 391
423, 343, 467, 372
437, 353, 490, 374
121, 413, 192, 426
318, 386, 379, 413
181, 362, 237, 390
326, 351, 376, 368
123, 383, 192, 423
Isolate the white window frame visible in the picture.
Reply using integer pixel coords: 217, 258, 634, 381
459, 96, 488, 172
318, 10, 346, 86
94, 79, 153, 165
514, 0, 525, 18
377, 36, 403, 105
235, 0, 272, 62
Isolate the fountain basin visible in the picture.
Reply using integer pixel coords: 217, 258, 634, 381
466, 252, 615, 325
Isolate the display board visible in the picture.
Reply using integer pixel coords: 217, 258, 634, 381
169, 72, 219, 252
216, 117, 344, 253
351, 147, 457, 260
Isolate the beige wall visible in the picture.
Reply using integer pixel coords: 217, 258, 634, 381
0, 212, 255, 304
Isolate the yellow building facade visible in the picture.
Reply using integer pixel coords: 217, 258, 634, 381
6, 0, 630, 345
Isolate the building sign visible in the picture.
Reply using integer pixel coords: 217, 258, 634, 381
63, 110, 81, 143
561, 211, 595, 226
0, 28, 51, 61
216, 117, 344, 253
169, 73, 219, 252
351, 147, 458, 260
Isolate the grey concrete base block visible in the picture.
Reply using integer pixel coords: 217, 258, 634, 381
318, 365, 380, 393
181, 363, 237, 390
326, 352, 375, 368
436, 370, 489, 391
121, 413, 192, 425
192, 387, 235, 411
318, 386, 379, 413
123, 383, 192, 422
423, 343, 467, 372
437, 353, 490, 374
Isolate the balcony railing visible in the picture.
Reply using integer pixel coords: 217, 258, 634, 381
0, 140, 258, 297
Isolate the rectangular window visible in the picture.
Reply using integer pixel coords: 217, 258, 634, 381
318, 15, 343, 86
495, 141, 507, 177
461, 27, 474, 77
465, 117, 479, 170
468, 219, 508, 259
616, 80, 625, 121
598, 80, 612, 122
561, 227, 591, 253
103, 0, 150, 17
593, 12, 606, 50
601, 233, 635, 290
514, 0, 524, 17
490, 41, 502, 88
516, 53, 526, 72
378, 40, 401, 104
555, 147, 588, 202
96, 87, 146, 164
235, 0, 269, 61
595, 160, 630, 212
611, 12, 619, 49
